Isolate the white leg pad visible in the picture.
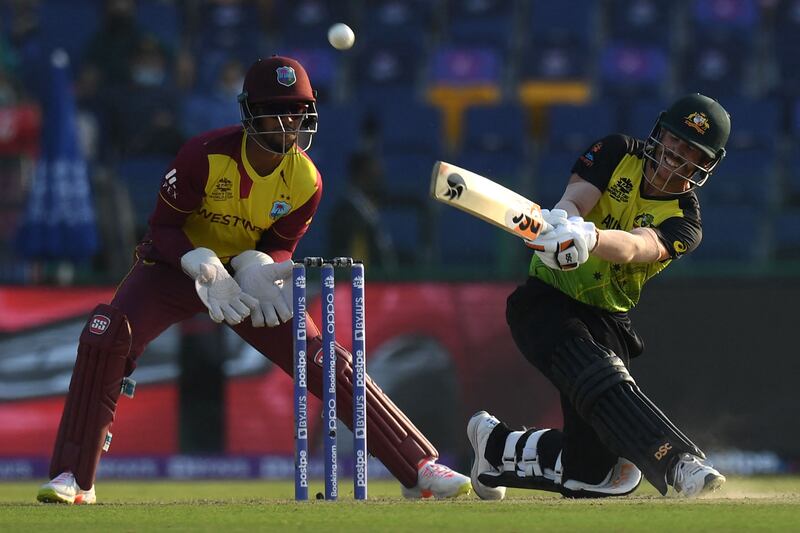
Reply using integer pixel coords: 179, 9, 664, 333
501, 431, 526, 474
519, 429, 549, 478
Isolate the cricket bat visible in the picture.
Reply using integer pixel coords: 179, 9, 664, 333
430, 161, 552, 242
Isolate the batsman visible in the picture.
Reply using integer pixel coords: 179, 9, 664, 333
469, 94, 731, 499
37, 55, 470, 504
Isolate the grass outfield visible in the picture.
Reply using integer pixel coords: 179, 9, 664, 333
1, 477, 799, 532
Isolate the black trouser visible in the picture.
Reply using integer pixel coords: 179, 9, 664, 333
506, 277, 644, 484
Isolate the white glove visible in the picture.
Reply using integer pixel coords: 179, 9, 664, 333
231, 250, 294, 328
525, 216, 598, 271
181, 247, 259, 325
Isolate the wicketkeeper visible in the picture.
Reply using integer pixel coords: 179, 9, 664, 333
469, 94, 731, 499
37, 56, 470, 504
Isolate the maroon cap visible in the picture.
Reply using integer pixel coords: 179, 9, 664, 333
241, 56, 315, 104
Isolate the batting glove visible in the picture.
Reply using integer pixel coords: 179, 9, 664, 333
525, 216, 598, 271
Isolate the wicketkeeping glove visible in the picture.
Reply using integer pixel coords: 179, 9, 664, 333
525, 216, 598, 271
231, 250, 294, 328
181, 247, 259, 325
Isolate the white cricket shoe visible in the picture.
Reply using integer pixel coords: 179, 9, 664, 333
37, 471, 96, 504
467, 410, 506, 500
401, 459, 471, 499
671, 453, 726, 498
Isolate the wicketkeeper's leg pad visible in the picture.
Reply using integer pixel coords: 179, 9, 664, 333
49, 304, 133, 490
305, 334, 438, 488
549, 336, 703, 495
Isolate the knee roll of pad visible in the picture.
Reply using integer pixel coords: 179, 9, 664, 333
549, 336, 704, 495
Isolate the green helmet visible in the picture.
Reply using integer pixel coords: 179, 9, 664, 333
660, 93, 730, 160
644, 93, 731, 193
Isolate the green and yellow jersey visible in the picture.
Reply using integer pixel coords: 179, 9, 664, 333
531, 134, 702, 312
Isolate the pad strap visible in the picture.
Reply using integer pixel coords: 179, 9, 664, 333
501, 431, 526, 473
518, 429, 548, 478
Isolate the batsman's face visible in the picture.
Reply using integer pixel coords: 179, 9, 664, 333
646, 130, 712, 194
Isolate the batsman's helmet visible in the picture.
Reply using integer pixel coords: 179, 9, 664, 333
644, 93, 730, 193
238, 56, 318, 154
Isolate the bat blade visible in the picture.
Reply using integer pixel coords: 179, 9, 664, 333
430, 161, 550, 241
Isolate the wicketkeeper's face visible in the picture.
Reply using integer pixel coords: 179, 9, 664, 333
242, 102, 318, 155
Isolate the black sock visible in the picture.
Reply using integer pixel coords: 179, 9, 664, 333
484, 422, 512, 469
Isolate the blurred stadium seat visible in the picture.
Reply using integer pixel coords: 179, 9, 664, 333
605, 0, 672, 46
358, 0, 438, 44
533, 151, 574, 208
462, 103, 527, 157
38, 0, 100, 67
546, 101, 619, 153
430, 47, 503, 86
721, 97, 781, 150
113, 156, 172, 230
678, 37, 752, 99
699, 149, 779, 207
382, 152, 437, 193
691, 0, 759, 34
517, 38, 590, 82
445, 0, 517, 49
273, 0, 342, 48
137, 0, 182, 51
599, 43, 669, 99
373, 97, 443, 154
434, 205, 498, 266
529, 0, 598, 45
691, 204, 765, 262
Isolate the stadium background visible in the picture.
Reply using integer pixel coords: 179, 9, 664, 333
0, 0, 797, 483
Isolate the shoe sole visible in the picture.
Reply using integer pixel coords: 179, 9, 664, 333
701, 474, 726, 495
468, 411, 505, 501
37, 488, 73, 504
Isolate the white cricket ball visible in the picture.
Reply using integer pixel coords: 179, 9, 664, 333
328, 23, 355, 50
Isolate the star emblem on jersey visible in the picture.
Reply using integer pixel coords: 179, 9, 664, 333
444, 173, 466, 200
276, 66, 297, 87
684, 112, 710, 134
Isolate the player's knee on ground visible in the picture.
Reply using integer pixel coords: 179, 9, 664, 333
549, 336, 704, 495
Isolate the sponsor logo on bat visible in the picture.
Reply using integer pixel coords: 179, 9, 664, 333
506, 209, 543, 238
444, 173, 466, 200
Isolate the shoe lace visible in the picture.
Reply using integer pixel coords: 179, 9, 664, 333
421, 462, 456, 479
52, 472, 74, 484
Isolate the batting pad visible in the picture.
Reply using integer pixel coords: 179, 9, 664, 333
551, 336, 704, 495
49, 304, 132, 490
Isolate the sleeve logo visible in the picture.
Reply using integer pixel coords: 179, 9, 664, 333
161, 168, 178, 200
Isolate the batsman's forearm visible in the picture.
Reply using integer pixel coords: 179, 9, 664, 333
553, 199, 582, 218
592, 229, 661, 264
